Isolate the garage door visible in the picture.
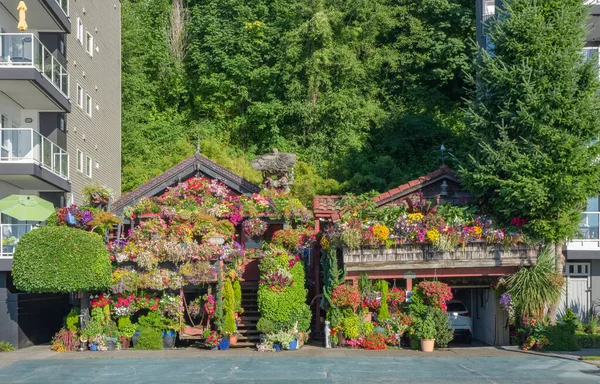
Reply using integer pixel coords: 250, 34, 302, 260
559, 263, 591, 321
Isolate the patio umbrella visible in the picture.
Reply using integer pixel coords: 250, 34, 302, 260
0, 195, 54, 222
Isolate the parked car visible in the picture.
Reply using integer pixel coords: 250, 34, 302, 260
447, 300, 472, 344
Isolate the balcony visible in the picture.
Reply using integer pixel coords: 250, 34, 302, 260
0, 128, 70, 192
0, 33, 70, 112
342, 242, 538, 272
0, 0, 70, 33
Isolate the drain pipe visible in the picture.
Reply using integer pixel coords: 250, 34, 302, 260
325, 321, 331, 348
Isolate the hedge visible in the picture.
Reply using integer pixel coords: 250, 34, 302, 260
544, 324, 579, 351
576, 332, 600, 348
12, 226, 112, 293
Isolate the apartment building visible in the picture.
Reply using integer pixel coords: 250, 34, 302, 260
476, 0, 600, 320
0, 0, 121, 348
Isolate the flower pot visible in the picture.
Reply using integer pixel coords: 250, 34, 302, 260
121, 338, 131, 349
211, 346, 219, 351
273, 343, 282, 351
331, 342, 337, 348
106, 337, 118, 351
132, 331, 141, 347
219, 338, 230, 350
337, 332, 346, 347
420, 338, 435, 353
363, 312, 373, 323
89, 342, 98, 351
162, 331, 176, 349
229, 334, 238, 346
289, 339, 298, 351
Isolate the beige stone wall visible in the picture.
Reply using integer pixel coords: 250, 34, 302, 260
66, 0, 121, 204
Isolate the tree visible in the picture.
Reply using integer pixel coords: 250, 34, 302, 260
12, 226, 112, 293
459, 0, 600, 275
223, 278, 237, 335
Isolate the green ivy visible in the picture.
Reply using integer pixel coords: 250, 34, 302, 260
12, 226, 112, 293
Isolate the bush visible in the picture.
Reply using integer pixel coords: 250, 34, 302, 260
376, 280, 390, 321
65, 309, 80, 332
341, 314, 360, 339
134, 327, 163, 350
427, 307, 454, 348
544, 324, 579, 351
223, 279, 236, 335
576, 332, 600, 348
12, 226, 111, 293
0, 341, 15, 352
233, 279, 242, 312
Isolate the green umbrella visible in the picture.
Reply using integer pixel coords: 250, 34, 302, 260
0, 195, 55, 222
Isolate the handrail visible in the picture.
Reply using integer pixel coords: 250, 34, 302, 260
0, 33, 70, 98
0, 128, 69, 180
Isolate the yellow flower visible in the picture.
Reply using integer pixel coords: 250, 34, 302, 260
426, 228, 440, 242
372, 224, 390, 243
407, 213, 424, 223
474, 226, 482, 236
320, 237, 331, 250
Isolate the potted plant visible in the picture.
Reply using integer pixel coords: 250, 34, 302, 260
415, 316, 437, 352
204, 330, 221, 350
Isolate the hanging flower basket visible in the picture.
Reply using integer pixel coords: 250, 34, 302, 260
242, 218, 268, 238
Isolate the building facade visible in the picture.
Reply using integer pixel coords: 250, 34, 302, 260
0, 0, 121, 348
476, 0, 600, 320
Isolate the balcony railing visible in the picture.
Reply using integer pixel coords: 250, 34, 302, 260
0, 33, 69, 98
0, 128, 69, 180
0, 224, 33, 258
575, 212, 600, 240
54, 0, 69, 17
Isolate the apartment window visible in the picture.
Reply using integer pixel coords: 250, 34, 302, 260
58, 114, 65, 132
86, 32, 94, 56
76, 84, 83, 108
77, 18, 83, 44
86, 94, 92, 117
77, 150, 83, 172
86, 156, 92, 178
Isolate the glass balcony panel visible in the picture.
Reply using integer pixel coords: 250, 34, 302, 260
577, 213, 600, 240
52, 60, 60, 89
1, 224, 33, 257
55, 0, 69, 16
42, 138, 52, 169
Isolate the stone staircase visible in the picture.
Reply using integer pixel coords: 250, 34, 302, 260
232, 281, 260, 348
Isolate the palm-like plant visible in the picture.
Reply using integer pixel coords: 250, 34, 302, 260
507, 248, 563, 320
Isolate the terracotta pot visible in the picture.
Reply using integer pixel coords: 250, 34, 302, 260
420, 338, 435, 353
363, 312, 372, 323
337, 331, 346, 346
121, 338, 131, 349
229, 334, 238, 345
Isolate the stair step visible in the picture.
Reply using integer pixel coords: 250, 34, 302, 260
237, 329, 261, 335
239, 316, 260, 321
230, 342, 255, 348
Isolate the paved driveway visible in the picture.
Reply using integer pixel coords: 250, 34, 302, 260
0, 354, 599, 383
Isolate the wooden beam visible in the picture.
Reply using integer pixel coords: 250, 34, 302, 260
346, 266, 518, 279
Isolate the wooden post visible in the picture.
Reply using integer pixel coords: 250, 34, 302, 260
406, 278, 413, 292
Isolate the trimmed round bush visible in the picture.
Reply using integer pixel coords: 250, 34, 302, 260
12, 226, 112, 293
133, 327, 163, 350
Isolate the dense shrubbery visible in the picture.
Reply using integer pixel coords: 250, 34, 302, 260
12, 226, 112, 293
134, 327, 163, 350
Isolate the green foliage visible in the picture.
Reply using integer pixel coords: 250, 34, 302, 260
215, 265, 224, 334
576, 332, 600, 348
376, 280, 390, 321
459, 0, 600, 243
341, 313, 360, 339
322, 247, 346, 312
506, 249, 563, 319
358, 273, 372, 293
45, 212, 58, 226
414, 315, 437, 340
65, 309, 80, 332
562, 308, 582, 332
544, 324, 579, 351
233, 279, 242, 313
223, 279, 236, 335
118, 316, 137, 338
121, 0, 475, 197
258, 261, 311, 333
12, 226, 112, 293
584, 316, 599, 335
137, 311, 178, 332
427, 307, 454, 348
0, 341, 15, 352
134, 327, 163, 350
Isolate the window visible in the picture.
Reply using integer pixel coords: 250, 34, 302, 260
77, 18, 83, 44
86, 156, 92, 178
85, 94, 92, 117
76, 84, 83, 108
86, 32, 94, 56
58, 114, 65, 132
77, 150, 83, 172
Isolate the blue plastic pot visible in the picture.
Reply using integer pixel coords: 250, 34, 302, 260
219, 338, 230, 350
289, 339, 298, 351
273, 343, 282, 351
162, 330, 176, 349
132, 331, 141, 347
89, 342, 98, 351
211, 346, 218, 351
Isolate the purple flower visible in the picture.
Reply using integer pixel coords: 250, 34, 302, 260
499, 293, 511, 311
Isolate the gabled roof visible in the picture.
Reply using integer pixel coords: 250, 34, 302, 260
373, 165, 458, 206
111, 153, 260, 214
313, 165, 459, 220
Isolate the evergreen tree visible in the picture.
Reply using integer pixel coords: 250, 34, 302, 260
376, 280, 390, 321
223, 279, 237, 335
233, 278, 242, 313
460, 0, 600, 275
